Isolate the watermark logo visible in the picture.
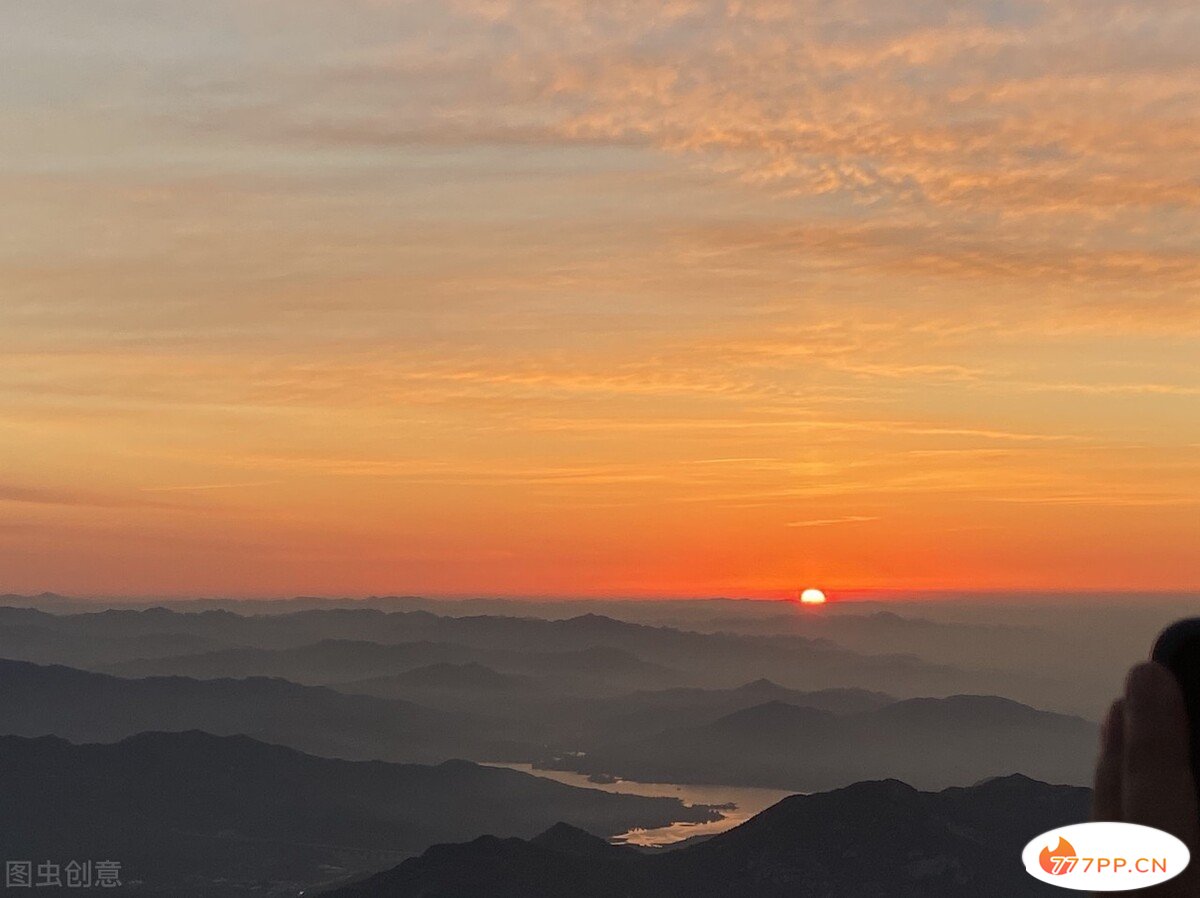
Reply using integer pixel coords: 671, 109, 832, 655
1023, 822, 1189, 891
5, 860, 121, 890
1040, 836, 1078, 875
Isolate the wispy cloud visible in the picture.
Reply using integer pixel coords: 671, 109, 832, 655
138, 481, 281, 493
785, 516, 881, 528
0, 484, 168, 510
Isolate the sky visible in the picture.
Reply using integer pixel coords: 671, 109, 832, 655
2, 0, 1198, 598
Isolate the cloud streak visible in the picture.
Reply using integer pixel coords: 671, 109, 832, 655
785, 516, 881, 528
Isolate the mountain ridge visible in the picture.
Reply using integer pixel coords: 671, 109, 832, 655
0, 729, 716, 896
328, 773, 1090, 897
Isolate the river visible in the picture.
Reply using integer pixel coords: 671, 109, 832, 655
482, 762, 795, 847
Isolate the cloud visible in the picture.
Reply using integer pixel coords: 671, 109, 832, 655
0, 484, 168, 510
785, 515, 880, 527
138, 481, 281, 493
240, 1, 1200, 221
96, 0, 1194, 303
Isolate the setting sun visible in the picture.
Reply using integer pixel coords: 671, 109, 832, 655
799, 588, 827, 605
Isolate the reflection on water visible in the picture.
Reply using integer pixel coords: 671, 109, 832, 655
482, 762, 795, 847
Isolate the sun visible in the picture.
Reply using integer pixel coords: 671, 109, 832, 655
799, 588, 827, 605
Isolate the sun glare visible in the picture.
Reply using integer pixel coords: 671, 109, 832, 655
799, 588, 827, 605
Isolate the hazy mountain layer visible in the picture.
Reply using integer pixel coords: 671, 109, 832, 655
0, 605, 1050, 703
0, 658, 528, 763
547, 694, 1096, 791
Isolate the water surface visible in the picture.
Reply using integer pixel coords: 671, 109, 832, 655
483, 762, 795, 847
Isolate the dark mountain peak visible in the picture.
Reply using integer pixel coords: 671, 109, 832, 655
0, 605, 55, 620
800, 686, 898, 706
530, 822, 616, 856
89, 606, 176, 620
0, 732, 72, 751
115, 729, 294, 759
734, 677, 783, 692
119, 728, 251, 746
938, 693, 1029, 709
714, 700, 835, 730
962, 772, 1079, 797
976, 772, 1042, 787
561, 613, 635, 631
747, 777, 918, 826
393, 661, 519, 690
305, 637, 383, 650
194, 608, 241, 620
875, 693, 1066, 726
828, 776, 922, 803
0, 657, 90, 680
120, 728, 210, 746
315, 606, 388, 618
726, 697, 790, 713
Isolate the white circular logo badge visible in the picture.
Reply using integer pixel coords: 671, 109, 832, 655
1022, 822, 1190, 891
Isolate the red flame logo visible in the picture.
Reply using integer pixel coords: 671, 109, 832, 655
1039, 837, 1077, 875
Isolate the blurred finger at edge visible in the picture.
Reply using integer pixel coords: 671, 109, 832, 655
1122, 662, 1199, 842
1093, 699, 1124, 822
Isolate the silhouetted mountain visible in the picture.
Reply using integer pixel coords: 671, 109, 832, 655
333, 663, 547, 714
0, 658, 528, 763
103, 639, 480, 683
0, 606, 229, 667
535, 681, 896, 748
384, 661, 528, 690
104, 638, 680, 694
8, 594, 1192, 716
624, 679, 891, 716
340, 611, 986, 698
0, 731, 715, 897
3, 605, 1028, 702
0, 659, 908, 773
328, 676, 884, 747
550, 695, 1096, 791
329, 774, 1089, 897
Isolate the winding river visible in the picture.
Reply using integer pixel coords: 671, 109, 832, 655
482, 762, 795, 847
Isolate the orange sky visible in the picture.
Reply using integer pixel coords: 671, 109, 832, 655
2, 1, 1198, 597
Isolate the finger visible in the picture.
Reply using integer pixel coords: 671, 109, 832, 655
1122, 662, 1200, 845
1092, 699, 1124, 821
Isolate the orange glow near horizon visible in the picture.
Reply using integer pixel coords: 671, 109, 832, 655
1, 2, 1199, 598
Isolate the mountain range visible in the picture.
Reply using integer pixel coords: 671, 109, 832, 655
548, 694, 1096, 790
104, 638, 679, 694
328, 774, 1090, 897
0, 658, 527, 763
0, 605, 1053, 703
0, 730, 714, 897
0, 658, 1092, 789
